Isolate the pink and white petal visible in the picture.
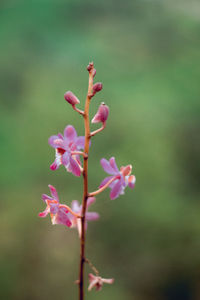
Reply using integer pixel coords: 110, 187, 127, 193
76, 136, 85, 149
48, 135, 59, 148
71, 200, 81, 213
86, 197, 96, 207
128, 175, 136, 188
38, 207, 50, 218
100, 158, 117, 175
64, 125, 77, 142
88, 275, 99, 291
69, 156, 81, 177
48, 185, 59, 201
62, 151, 70, 167
48, 135, 63, 148
49, 202, 59, 214
57, 133, 63, 139
50, 160, 60, 171
102, 278, 114, 284
53, 209, 72, 227
109, 157, 119, 173
99, 176, 114, 188
42, 194, 53, 202
50, 151, 62, 170
86, 212, 99, 221
110, 179, 123, 200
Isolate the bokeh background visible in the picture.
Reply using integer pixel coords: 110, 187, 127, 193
1, 0, 200, 299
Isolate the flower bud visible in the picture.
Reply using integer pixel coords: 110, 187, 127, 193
92, 68, 96, 78
87, 62, 94, 72
93, 82, 103, 94
64, 91, 80, 106
92, 103, 109, 124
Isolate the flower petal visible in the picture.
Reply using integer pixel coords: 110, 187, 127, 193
86, 212, 99, 221
110, 179, 123, 200
109, 157, 119, 173
62, 151, 70, 167
99, 176, 114, 188
48, 135, 63, 148
48, 185, 59, 201
64, 125, 77, 142
42, 194, 53, 202
86, 197, 96, 207
128, 175, 136, 188
69, 156, 81, 177
52, 208, 72, 227
38, 207, 49, 218
100, 158, 118, 175
71, 200, 81, 213
76, 136, 85, 149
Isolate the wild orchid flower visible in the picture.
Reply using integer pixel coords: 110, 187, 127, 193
69, 197, 99, 236
48, 125, 87, 176
38, 185, 79, 227
40, 63, 136, 299
99, 157, 136, 200
88, 273, 114, 291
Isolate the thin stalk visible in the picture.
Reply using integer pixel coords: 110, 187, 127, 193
88, 176, 119, 197
79, 63, 94, 300
90, 123, 106, 137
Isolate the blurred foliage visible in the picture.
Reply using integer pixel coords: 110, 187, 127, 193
0, 0, 200, 299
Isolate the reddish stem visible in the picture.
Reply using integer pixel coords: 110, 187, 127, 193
79, 63, 94, 300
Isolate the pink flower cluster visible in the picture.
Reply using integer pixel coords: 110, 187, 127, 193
39, 71, 136, 293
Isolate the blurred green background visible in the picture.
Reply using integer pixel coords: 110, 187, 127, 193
1, 0, 200, 299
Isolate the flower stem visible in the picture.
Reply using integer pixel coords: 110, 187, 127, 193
88, 176, 119, 197
79, 62, 94, 300
90, 123, 106, 137
85, 258, 99, 276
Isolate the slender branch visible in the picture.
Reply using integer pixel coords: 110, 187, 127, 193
71, 151, 88, 158
73, 105, 84, 116
59, 204, 81, 218
88, 176, 119, 197
79, 62, 94, 300
85, 258, 99, 276
90, 123, 106, 137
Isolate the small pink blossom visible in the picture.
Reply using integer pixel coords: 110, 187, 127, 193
88, 273, 114, 291
100, 157, 136, 200
64, 91, 80, 106
38, 185, 72, 227
49, 125, 87, 176
92, 103, 109, 124
69, 197, 99, 236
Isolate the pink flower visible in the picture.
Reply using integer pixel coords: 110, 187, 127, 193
100, 157, 136, 200
49, 125, 86, 176
38, 185, 72, 227
92, 103, 109, 124
88, 273, 114, 291
69, 197, 99, 236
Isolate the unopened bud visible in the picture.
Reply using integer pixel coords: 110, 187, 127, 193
93, 82, 103, 94
87, 62, 94, 72
92, 69, 96, 78
64, 91, 80, 106
92, 103, 109, 124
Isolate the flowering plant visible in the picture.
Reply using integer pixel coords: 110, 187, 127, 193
39, 62, 136, 299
